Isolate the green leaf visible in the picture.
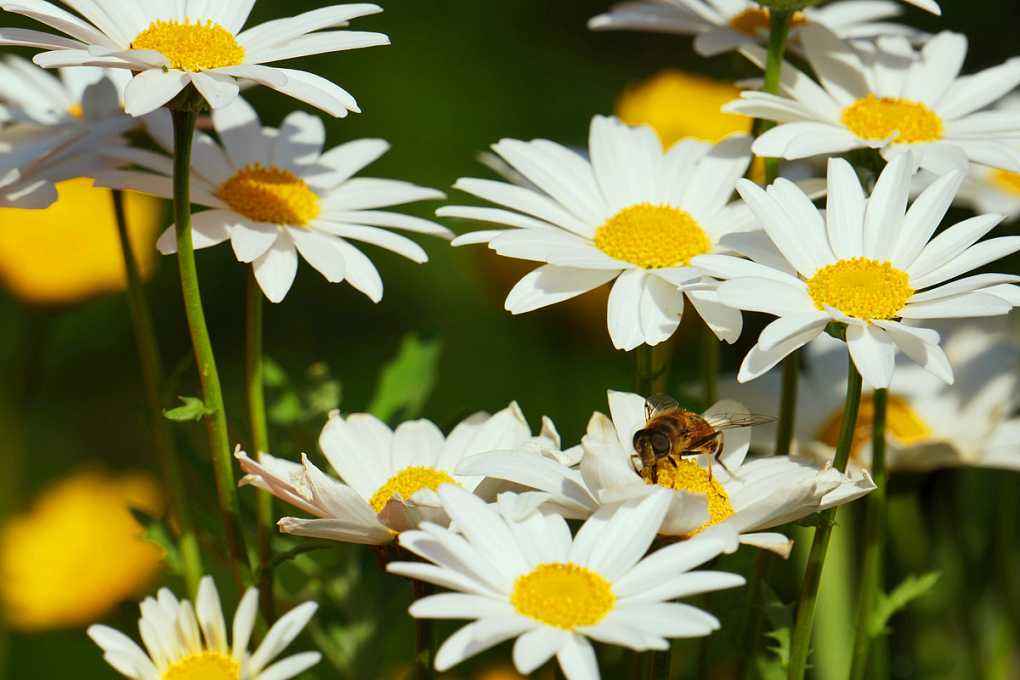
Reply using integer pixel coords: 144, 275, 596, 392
765, 627, 791, 668
163, 396, 213, 422
869, 572, 941, 637
129, 507, 182, 575
368, 335, 442, 422
265, 359, 342, 426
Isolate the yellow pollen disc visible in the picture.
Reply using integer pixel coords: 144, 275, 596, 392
728, 8, 806, 36
216, 164, 320, 226
807, 257, 913, 321
990, 169, 1020, 196
647, 458, 734, 537
162, 651, 240, 680
510, 563, 615, 629
817, 394, 933, 459
67, 103, 84, 119
841, 94, 943, 144
594, 203, 712, 269
369, 467, 459, 513
132, 19, 244, 72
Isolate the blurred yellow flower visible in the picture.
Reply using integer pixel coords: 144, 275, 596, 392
0, 470, 164, 631
616, 70, 753, 146
0, 178, 163, 306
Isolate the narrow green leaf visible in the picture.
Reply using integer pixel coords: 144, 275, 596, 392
129, 507, 182, 574
368, 335, 442, 422
163, 396, 213, 422
765, 627, 792, 668
869, 571, 941, 637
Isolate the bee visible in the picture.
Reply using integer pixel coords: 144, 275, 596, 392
632, 394, 775, 484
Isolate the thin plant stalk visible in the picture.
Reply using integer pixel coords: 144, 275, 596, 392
113, 188, 203, 597
244, 270, 277, 620
787, 354, 863, 680
171, 104, 251, 586
634, 343, 673, 396
701, 320, 719, 406
737, 552, 772, 680
413, 580, 435, 680
849, 388, 888, 679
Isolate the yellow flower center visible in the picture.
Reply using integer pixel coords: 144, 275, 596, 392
817, 393, 933, 460
216, 164, 320, 226
594, 204, 712, 269
729, 8, 807, 36
807, 257, 914, 321
841, 94, 943, 144
162, 651, 240, 680
510, 563, 615, 629
132, 20, 245, 72
645, 458, 734, 537
990, 169, 1020, 196
369, 467, 459, 513
67, 103, 84, 119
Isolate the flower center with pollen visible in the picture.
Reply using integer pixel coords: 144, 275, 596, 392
807, 257, 913, 321
817, 394, 933, 460
842, 94, 942, 144
729, 8, 807, 36
216, 164, 320, 226
162, 651, 240, 680
991, 169, 1020, 196
132, 20, 245, 72
594, 204, 712, 269
646, 458, 734, 537
510, 563, 615, 629
369, 467, 458, 513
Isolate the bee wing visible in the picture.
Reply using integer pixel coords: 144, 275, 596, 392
645, 393, 681, 420
704, 414, 777, 431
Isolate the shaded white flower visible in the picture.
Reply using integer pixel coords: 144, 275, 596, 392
0, 55, 130, 126
0, 1, 388, 116
949, 94, 1020, 221
460, 390, 873, 557
726, 27, 1020, 176
236, 403, 569, 544
97, 97, 449, 302
589, 0, 928, 57
724, 322, 1020, 474
694, 153, 1020, 388
388, 485, 745, 680
87, 575, 319, 679
441, 115, 758, 351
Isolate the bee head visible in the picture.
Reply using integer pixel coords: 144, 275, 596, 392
633, 428, 672, 458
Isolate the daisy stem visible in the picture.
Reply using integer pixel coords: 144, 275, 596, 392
412, 580, 435, 680
245, 270, 276, 621
112, 188, 203, 597
787, 355, 863, 680
737, 551, 772, 680
848, 387, 888, 680
701, 321, 719, 406
635, 343, 673, 396
774, 356, 799, 455
171, 104, 251, 587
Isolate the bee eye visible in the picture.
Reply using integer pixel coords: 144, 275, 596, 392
650, 432, 671, 455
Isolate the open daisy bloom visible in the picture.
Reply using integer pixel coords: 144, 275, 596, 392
952, 94, 1020, 221
441, 116, 756, 351
388, 486, 745, 679
0, 1, 388, 116
0, 56, 131, 128
236, 403, 568, 544
724, 323, 1020, 474
589, 0, 930, 57
97, 97, 449, 303
726, 27, 1020, 176
694, 153, 1020, 388
87, 576, 319, 679
459, 391, 874, 557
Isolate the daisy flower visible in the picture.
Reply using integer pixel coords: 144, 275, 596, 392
459, 391, 874, 557
724, 322, 1020, 474
87, 575, 319, 679
236, 403, 568, 544
0, 1, 388, 117
97, 97, 449, 303
0, 56, 130, 127
726, 27, 1020, 175
440, 116, 757, 351
694, 153, 1020, 388
950, 94, 1020, 221
589, 0, 930, 57
387, 485, 745, 679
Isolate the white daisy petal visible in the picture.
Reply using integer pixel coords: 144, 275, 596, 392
847, 324, 897, 389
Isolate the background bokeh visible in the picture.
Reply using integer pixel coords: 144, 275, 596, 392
1, 0, 1018, 678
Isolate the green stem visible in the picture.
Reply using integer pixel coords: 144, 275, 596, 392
737, 552, 772, 680
774, 355, 799, 455
113, 189, 203, 597
635, 343, 673, 396
171, 106, 251, 586
701, 321, 719, 407
245, 270, 276, 619
413, 580, 435, 680
787, 355, 863, 680
762, 9, 792, 185
849, 388, 888, 680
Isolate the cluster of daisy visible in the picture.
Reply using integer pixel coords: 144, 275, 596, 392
0, 0, 1017, 679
